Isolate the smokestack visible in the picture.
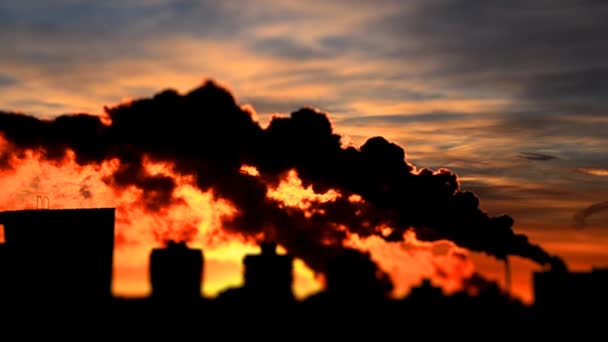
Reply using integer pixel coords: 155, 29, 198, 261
0, 208, 115, 304
149, 241, 204, 302
504, 257, 512, 294
324, 248, 392, 303
243, 241, 294, 302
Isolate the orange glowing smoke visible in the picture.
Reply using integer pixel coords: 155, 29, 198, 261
0, 140, 476, 299
264, 168, 476, 297
266, 169, 340, 218
0, 147, 321, 298
345, 231, 475, 297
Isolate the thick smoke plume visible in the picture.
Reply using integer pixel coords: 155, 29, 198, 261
0, 80, 567, 288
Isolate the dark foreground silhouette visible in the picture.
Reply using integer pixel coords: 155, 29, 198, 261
0, 208, 605, 335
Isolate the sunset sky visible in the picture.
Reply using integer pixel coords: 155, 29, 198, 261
1, 0, 607, 303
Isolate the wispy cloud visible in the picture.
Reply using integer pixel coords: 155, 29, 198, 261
574, 201, 608, 229
0, 74, 17, 88
518, 152, 559, 161
577, 168, 608, 177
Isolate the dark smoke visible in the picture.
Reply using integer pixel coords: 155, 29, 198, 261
0, 80, 567, 283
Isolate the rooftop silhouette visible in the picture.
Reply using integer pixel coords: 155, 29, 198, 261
0, 206, 605, 332
216, 240, 295, 307
0, 208, 114, 305
150, 240, 204, 303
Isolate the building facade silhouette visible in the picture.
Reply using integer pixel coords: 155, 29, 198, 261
0, 208, 115, 304
150, 241, 204, 301
533, 267, 608, 316
243, 241, 294, 300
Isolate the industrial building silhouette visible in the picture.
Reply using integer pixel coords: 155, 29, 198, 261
0, 207, 606, 328
150, 240, 204, 302
0, 208, 114, 306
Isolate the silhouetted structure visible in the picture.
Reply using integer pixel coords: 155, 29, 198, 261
303, 248, 393, 314
0, 242, 8, 297
0, 208, 115, 305
2, 206, 606, 333
150, 241, 203, 302
324, 249, 391, 302
408, 278, 444, 301
216, 241, 295, 308
534, 267, 608, 318
243, 241, 294, 299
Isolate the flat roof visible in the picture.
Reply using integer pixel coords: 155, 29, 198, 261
0, 208, 115, 222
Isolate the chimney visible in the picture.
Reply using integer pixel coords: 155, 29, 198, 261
149, 241, 204, 302
260, 240, 277, 255
243, 241, 294, 301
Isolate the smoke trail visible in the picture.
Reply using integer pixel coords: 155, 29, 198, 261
0, 80, 567, 287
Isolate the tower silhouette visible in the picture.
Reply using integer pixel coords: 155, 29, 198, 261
149, 241, 204, 302
0, 208, 115, 305
242, 241, 294, 303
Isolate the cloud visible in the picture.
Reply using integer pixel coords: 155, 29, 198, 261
0, 1, 244, 78
576, 168, 608, 177
360, 0, 608, 111
251, 37, 328, 60
518, 152, 559, 161
4, 0, 607, 129
6, 99, 67, 111
574, 201, 608, 229
0, 74, 17, 88
337, 112, 470, 126
241, 95, 350, 117
522, 68, 608, 106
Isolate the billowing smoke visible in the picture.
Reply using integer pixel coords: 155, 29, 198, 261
0, 80, 567, 288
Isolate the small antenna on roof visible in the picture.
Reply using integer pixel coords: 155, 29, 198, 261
36, 195, 50, 209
